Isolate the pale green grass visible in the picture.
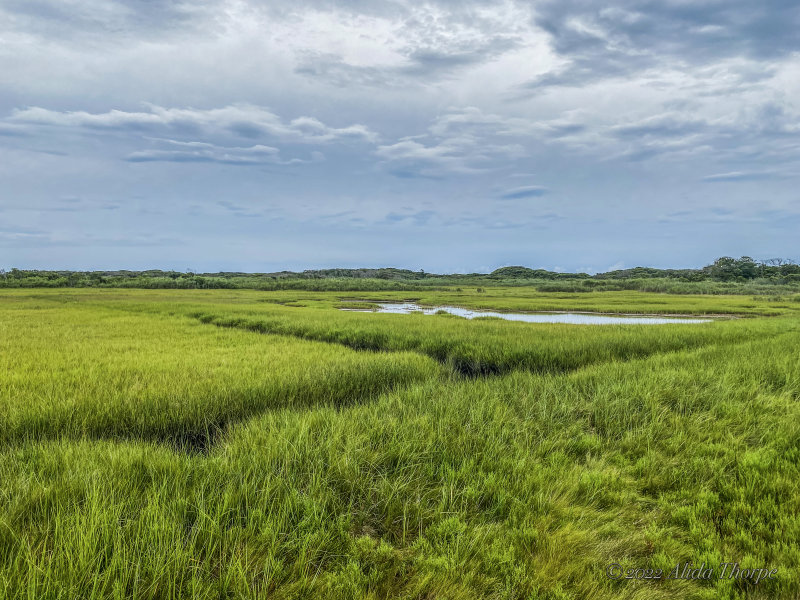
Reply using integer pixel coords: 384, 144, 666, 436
0, 303, 440, 447
5, 286, 799, 316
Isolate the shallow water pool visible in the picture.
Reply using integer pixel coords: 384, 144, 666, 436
340, 303, 714, 325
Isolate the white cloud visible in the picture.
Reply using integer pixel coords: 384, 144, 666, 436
125, 139, 305, 165
8, 104, 378, 144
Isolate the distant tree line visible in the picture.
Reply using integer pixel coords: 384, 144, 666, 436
0, 257, 798, 292
594, 257, 800, 282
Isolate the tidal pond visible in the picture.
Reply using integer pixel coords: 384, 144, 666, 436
340, 302, 714, 325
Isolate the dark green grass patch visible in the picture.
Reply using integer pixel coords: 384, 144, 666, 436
189, 304, 788, 377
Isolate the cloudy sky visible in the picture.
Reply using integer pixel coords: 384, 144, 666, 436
1, 0, 798, 273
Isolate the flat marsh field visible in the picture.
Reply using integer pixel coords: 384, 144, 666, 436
1, 288, 799, 599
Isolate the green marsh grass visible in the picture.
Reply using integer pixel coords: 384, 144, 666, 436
0, 289, 798, 599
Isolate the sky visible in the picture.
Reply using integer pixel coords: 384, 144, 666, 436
1, 0, 798, 274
